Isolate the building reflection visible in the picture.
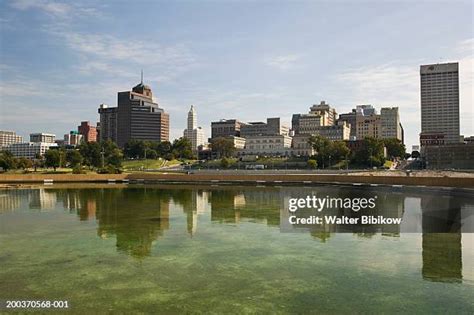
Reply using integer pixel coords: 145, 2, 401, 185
421, 194, 463, 283
0, 184, 470, 280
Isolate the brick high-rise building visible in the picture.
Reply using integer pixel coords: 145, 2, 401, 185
78, 121, 97, 142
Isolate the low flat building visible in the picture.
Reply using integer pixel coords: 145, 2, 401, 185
422, 143, 474, 169
0, 131, 23, 150
7, 142, 58, 158
239, 134, 292, 157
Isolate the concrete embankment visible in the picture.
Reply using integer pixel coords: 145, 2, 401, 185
0, 172, 474, 188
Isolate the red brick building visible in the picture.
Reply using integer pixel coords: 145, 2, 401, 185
78, 121, 98, 142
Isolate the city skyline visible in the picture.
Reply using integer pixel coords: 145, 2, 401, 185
0, 1, 473, 149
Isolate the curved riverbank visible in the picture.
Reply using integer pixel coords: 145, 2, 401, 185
1, 172, 474, 188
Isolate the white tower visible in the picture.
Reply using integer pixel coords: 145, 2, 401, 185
188, 105, 197, 130
183, 105, 206, 154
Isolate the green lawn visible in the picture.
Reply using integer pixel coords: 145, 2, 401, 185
122, 159, 167, 170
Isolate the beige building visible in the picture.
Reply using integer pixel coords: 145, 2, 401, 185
240, 135, 292, 156
356, 114, 381, 139
228, 136, 246, 149
292, 101, 337, 135
30, 133, 55, 143
240, 117, 289, 137
292, 134, 315, 156
308, 101, 337, 126
315, 121, 351, 141
420, 62, 460, 144
380, 107, 403, 141
0, 131, 23, 150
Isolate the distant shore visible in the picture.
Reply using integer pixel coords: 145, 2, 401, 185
1, 171, 474, 188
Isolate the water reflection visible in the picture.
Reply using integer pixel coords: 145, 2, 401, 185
0, 185, 472, 283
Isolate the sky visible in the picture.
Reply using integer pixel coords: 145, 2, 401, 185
0, 0, 473, 150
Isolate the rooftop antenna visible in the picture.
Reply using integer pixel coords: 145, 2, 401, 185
141, 69, 143, 84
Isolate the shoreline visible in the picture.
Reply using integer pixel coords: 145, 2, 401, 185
1, 172, 474, 189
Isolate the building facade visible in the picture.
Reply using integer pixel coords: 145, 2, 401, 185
7, 142, 58, 158
308, 101, 337, 126
116, 81, 169, 147
30, 133, 55, 143
241, 117, 289, 137
98, 79, 170, 147
380, 107, 403, 141
292, 102, 337, 135
64, 131, 83, 146
337, 111, 357, 140
78, 121, 97, 142
240, 135, 292, 157
356, 114, 381, 139
420, 62, 460, 144
291, 134, 315, 156
0, 131, 23, 150
211, 119, 244, 139
98, 104, 118, 143
183, 105, 206, 153
423, 143, 474, 169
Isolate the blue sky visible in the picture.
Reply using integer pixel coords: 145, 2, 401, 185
0, 0, 472, 149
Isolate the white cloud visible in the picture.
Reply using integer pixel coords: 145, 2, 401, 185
334, 39, 474, 147
264, 54, 301, 70
10, 0, 92, 18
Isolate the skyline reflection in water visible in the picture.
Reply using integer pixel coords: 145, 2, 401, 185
1, 185, 473, 285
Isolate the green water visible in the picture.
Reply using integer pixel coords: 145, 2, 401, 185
0, 185, 473, 314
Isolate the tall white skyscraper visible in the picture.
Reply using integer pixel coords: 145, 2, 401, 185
420, 62, 460, 144
183, 105, 206, 153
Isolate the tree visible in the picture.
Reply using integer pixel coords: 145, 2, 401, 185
124, 139, 148, 159
157, 141, 172, 158
308, 135, 332, 168
331, 141, 350, 164
353, 137, 385, 167
146, 149, 158, 159
79, 141, 101, 168
210, 137, 235, 158
172, 137, 194, 159
102, 140, 123, 168
220, 157, 230, 168
383, 138, 405, 159
66, 149, 83, 167
44, 149, 61, 171
0, 151, 17, 171
17, 157, 33, 170
307, 159, 317, 169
